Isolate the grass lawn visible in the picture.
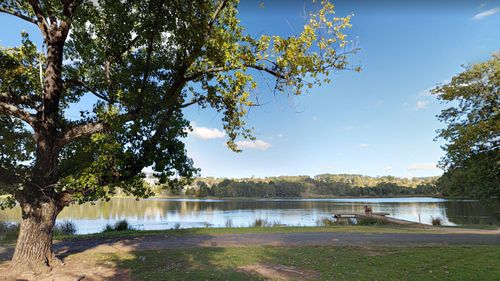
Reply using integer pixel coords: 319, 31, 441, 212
56, 225, 432, 241
103, 245, 500, 280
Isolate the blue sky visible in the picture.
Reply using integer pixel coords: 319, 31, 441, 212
1, 1, 499, 179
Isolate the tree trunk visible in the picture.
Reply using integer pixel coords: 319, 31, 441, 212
3, 12, 71, 278
9, 200, 60, 274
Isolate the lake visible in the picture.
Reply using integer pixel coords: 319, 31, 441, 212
1, 197, 499, 234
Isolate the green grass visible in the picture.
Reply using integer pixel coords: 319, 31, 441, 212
56, 225, 431, 241
103, 245, 500, 280
441, 224, 500, 230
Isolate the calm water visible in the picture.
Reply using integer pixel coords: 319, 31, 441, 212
1, 197, 499, 234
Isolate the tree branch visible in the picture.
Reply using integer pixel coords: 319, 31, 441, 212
0, 7, 38, 25
210, 0, 229, 28
246, 64, 285, 79
0, 101, 36, 126
184, 67, 225, 81
56, 121, 106, 148
184, 63, 285, 82
180, 97, 205, 108
27, 0, 50, 40
57, 110, 139, 148
0, 91, 39, 108
65, 78, 111, 102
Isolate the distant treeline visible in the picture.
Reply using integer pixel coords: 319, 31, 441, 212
181, 174, 440, 198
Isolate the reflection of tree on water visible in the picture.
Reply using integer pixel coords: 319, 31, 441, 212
445, 201, 500, 225
1, 199, 499, 230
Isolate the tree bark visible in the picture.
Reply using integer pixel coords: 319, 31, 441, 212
7, 40, 66, 274
3, 2, 78, 277
10, 200, 60, 274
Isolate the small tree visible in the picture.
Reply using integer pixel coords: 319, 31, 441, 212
433, 54, 499, 199
0, 0, 357, 273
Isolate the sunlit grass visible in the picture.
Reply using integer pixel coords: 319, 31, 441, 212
107, 245, 500, 281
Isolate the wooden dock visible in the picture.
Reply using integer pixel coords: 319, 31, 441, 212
332, 212, 419, 225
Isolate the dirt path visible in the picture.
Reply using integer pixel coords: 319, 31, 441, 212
2, 230, 500, 262
57, 231, 500, 254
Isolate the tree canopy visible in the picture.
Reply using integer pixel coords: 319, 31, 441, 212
0, 0, 357, 207
0, 0, 358, 271
433, 54, 499, 199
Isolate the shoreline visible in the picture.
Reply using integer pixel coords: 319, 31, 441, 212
113, 194, 450, 200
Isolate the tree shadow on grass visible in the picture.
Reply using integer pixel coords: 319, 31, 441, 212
102, 244, 327, 281
105, 247, 257, 281
1, 234, 227, 280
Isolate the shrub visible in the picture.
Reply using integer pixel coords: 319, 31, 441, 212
54, 220, 77, 235
114, 220, 132, 231
102, 224, 115, 232
250, 218, 282, 227
431, 217, 442, 226
225, 219, 234, 228
252, 218, 268, 227
315, 217, 336, 226
102, 219, 135, 232
0, 221, 20, 241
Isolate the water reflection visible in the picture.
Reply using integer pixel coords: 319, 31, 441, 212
0, 197, 498, 234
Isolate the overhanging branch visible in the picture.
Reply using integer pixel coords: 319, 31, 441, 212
0, 91, 39, 108
184, 63, 285, 82
0, 7, 38, 25
247, 64, 285, 79
210, 0, 229, 28
56, 121, 106, 148
180, 97, 206, 108
27, 0, 50, 39
65, 79, 111, 102
0, 101, 36, 126
57, 109, 142, 148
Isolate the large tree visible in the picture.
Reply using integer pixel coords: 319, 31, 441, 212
0, 0, 357, 273
433, 54, 499, 199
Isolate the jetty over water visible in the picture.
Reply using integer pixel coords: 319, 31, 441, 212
332, 212, 419, 225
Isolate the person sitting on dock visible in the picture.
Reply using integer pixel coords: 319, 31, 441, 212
364, 205, 372, 215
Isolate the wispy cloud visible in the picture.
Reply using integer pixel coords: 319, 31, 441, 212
407, 163, 438, 171
419, 87, 434, 97
415, 100, 429, 110
383, 166, 393, 172
235, 140, 272, 150
189, 124, 226, 140
472, 6, 500, 20
359, 143, 370, 148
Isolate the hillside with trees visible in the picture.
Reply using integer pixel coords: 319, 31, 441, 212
179, 174, 440, 198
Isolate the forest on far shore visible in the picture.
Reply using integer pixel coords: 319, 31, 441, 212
148, 174, 441, 198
